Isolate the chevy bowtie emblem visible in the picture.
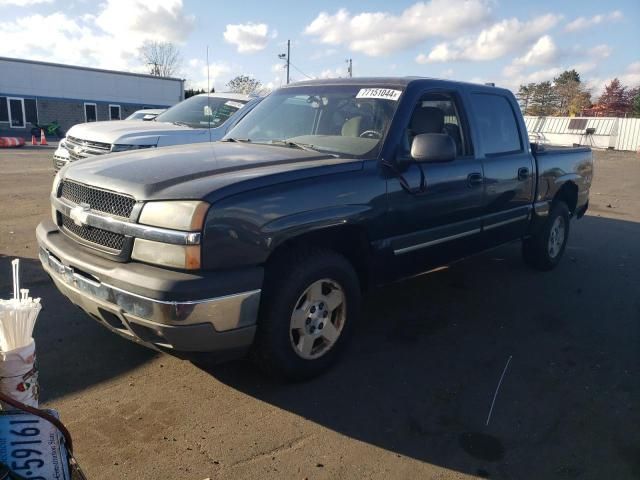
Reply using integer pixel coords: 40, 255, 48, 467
70, 203, 91, 226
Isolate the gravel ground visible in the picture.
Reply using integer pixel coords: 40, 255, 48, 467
0, 146, 638, 480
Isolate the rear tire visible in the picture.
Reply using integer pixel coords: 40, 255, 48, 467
523, 201, 570, 271
254, 247, 360, 381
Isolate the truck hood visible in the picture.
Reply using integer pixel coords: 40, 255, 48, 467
62, 142, 362, 201
66, 120, 207, 145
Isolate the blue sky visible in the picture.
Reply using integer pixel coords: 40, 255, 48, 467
1, 0, 638, 95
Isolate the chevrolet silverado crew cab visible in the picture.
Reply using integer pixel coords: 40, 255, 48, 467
52, 93, 260, 171
38, 78, 593, 380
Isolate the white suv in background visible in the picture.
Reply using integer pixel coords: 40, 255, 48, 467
53, 93, 260, 171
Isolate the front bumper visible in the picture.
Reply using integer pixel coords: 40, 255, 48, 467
37, 220, 262, 355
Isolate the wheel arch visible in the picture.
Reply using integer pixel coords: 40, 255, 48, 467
553, 180, 579, 214
265, 224, 373, 291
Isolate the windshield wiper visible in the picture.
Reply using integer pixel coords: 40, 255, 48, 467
222, 137, 252, 143
172, 121, 191, 127
270, 139, 338, 157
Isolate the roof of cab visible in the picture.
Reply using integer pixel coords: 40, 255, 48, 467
195, 92, 251, 101
283, 76, 512, 96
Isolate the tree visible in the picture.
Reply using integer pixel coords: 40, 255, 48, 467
629, 88, 640, 117
553, 69, 590, 116
595, 78, 631, 116
226, 75, 262, 94
554, 69, 580, 85
184, 88, 205, 99
140, 41, 181, 77
528, 81, 557, 116
516, 83, 536, 115
568, 90, 591, 116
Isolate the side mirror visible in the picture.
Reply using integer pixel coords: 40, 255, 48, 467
411, 133, 456, 163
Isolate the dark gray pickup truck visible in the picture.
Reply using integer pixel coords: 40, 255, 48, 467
37, 78, 593, 379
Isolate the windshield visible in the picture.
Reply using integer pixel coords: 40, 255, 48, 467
225, 85, 403, 158
126, 111, 149, 120
155, 96, 247, 129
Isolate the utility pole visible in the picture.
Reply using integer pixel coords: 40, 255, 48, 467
346, 58, 352, 78
279, 40, 291, 84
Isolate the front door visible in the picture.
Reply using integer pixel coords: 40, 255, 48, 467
382, 90, 485, 280
8, 98, 25, 129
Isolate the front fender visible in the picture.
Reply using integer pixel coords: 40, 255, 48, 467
263, 205, 373, 248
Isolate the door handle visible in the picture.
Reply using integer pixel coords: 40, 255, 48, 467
518, 167, 530, 180
467, 172, 483, 187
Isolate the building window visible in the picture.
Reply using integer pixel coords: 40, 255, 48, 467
84, 103, 97, 123
8, 98, 26, 128
109, 104, 121, 120
0, 97, 8, 122
24, 99, 38, 126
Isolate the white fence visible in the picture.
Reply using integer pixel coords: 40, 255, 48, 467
524, 116, 640, 152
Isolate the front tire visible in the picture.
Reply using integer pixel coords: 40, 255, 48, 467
523, 201, 570, 271
254, 248, 360, 381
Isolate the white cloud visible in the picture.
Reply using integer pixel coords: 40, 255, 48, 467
318, 67, 346, 79
310, 48, 338, 60
304, 0, 492, 57
513, 35, 558, 66
417, 14, 562, 63
498, 66, 564, 91
184, 58, 234, 91
0, 0, 194, 71
591, 44, 612, 59
620, 61, 640, 87
0, 0, 52, 5
223, 22, 272, 53
565, 10, 622, 32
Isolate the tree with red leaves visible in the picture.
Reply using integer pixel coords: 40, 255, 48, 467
594, 78, 632, 116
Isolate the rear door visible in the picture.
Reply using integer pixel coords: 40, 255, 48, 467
467, 92, 534, 244
383, 89, 485, 280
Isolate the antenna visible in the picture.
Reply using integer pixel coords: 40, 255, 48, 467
207, 45, 212, 143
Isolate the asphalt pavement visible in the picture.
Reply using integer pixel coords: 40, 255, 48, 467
0, 145, 638, 479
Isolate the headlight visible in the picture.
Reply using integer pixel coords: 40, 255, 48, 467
138, 201, 209, 231
51, 172, 62, 196
134, 201, 209, 269
132, 239, 200, 270
110, 144, 155, 153
51, 173, 62, 224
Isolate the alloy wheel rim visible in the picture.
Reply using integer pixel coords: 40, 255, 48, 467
548, 216, 566, 259
289, 278, 346, 360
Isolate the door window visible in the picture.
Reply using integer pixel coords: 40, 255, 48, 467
109, 105, 121, 120
84, 103, 97, 122
471, 94, 522, 155
406, 93, 470, 156
8, 98, 25, 128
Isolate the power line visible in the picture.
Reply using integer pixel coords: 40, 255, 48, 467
289, 62, 314, 80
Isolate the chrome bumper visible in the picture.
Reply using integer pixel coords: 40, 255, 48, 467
39, 247, 261, 352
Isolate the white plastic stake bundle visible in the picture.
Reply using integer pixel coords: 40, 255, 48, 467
12, 259, 19, 302
0, 259, 41, 408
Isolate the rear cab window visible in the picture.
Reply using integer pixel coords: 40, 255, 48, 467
470, 93, 522, 155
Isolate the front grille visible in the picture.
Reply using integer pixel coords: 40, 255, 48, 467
61, 214, 125, 251
64, 136, 112, 161
61, 181, 136, 219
